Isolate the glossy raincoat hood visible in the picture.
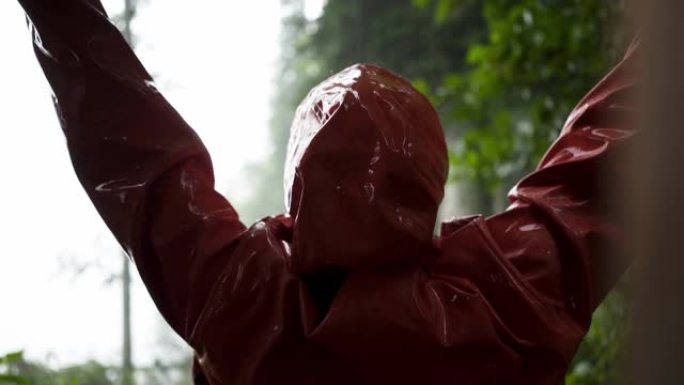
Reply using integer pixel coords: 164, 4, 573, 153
284, 64, 448, 273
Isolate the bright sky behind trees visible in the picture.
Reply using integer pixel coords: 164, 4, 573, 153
0, 0, 322, 367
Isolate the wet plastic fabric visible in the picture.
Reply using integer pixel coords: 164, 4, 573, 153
17, 0, 637, 384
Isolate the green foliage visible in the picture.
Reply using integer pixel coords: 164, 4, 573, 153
310, 0, 482, 84
53, 362, 114, 385
1, 352, 29, 385
413, 0, 464, 24
1, 353, 117, 385
0, 375, 29, 385
566, 283, 631, 385
425, 0, 628, 195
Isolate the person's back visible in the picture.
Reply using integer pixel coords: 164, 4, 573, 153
15, 1, 637, 383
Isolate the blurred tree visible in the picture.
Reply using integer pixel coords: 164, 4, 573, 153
415, 0, 629, 204
238, 0, 318, 222
566, 285, 632, 385
0, 352, 29, 385
54, 362, 115, 385
137, 317, 193, 385
310, 0, 483, 85
3, 352, 115, 385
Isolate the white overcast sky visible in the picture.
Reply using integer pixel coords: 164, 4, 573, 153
0, 0, 324, 368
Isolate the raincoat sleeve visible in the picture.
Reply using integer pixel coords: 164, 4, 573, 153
485, 40, 638, 317
17, 0, 247, 338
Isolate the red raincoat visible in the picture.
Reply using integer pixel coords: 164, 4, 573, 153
17, 0, 637, 384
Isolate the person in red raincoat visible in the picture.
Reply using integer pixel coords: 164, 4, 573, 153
16, 0, 637, 384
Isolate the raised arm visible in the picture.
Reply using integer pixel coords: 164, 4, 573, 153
17, 0, 246, 336
486, 38, 638, 320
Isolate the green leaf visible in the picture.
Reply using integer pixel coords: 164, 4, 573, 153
411, 78, 430, 95
434, 0, 454, 24
442, 73, 463, 88
411, 0, 431, 9
0, 353, 23, 365
0, 374, 30, 385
